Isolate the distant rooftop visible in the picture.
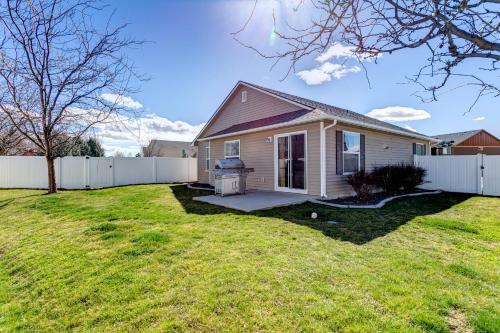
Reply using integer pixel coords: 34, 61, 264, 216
431, 130, 482, 144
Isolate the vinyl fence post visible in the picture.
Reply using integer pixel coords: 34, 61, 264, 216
477, 154, 483, 195
57, 158, 62, 189
85, 156, 91, 189
153, 156, 157, 183
111, 158, 115, 187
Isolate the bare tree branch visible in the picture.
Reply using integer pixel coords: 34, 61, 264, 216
0, 0, 144, 193
234, 0, 499, 109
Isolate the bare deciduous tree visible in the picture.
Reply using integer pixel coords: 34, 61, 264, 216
235, 0, 499, 110
0, 113, 24, 155
0, 0, 142, 193
142, 139, 154, 157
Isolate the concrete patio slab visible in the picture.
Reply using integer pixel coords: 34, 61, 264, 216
193, 190, 319, 212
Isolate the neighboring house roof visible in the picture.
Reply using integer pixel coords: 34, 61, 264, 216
195, 81, 436, 142
432, 130, 482, 145
143, 140, 196, 157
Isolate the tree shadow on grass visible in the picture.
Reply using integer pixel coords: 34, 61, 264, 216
171, 185, 472, 245
0, 194, 41, 210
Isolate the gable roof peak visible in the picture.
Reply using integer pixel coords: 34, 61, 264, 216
194, 80, 436, 143
239, 81, 431, 138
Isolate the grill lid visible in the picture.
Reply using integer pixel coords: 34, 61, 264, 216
215, 158, 246, 169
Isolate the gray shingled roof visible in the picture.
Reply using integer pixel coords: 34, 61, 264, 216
242, 81, 430, 138
431, 130, 481, 145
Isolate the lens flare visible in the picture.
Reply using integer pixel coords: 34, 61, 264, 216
269, 25, 276, 46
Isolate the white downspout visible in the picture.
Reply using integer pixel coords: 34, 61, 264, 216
320, 120, 337, 198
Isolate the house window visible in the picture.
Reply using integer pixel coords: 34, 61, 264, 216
415, 143, 426, 156
241, 90, 247, 103
224, 140, 240, 159
343, 131, 360, 174
442, 147, 451, 155
205, 144, 210, 171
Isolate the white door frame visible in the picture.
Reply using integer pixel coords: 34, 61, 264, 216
274, 130, 308, 194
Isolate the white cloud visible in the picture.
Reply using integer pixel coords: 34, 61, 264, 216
297, 42, 375, 85
366, 106, 431, 122
473, 116, 485, 121
93, 114, 205, 156
315, 43, 378, 62
297, 62, 361, 85
102, 143, 141, 157
100, 94, 143, 110
404, 124, 417, 132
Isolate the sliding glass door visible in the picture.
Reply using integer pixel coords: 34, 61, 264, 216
275, 132, 306, 193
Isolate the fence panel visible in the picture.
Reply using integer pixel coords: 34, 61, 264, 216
156, 157, 197, 183
415, 155, 480, 194
483, 155, 500, 196
0, 156, 197, 189
59, 157, 86, 189
89, 157, 114, 188
0, 156, 49, 188
113, 158, 156, 186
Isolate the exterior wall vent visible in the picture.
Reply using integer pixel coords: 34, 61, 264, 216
242, 90, 247, 103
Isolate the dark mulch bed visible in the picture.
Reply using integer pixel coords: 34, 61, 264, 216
189, 183, 214, 190
322, 189, 434, 206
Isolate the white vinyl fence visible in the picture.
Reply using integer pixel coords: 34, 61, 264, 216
0, 156, 197, 189
415, 155, 500, 196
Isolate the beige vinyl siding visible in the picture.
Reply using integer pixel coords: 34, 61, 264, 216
207, 122, 321, 195
197, 141, 210, 184
198, 119, 425, 197
325, 122, 420, 198
195, 83, 429, 197
204, 86, 303, 137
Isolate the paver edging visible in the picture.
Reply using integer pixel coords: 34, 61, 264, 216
309, 190, 442, 209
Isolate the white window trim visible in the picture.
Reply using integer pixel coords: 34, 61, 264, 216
415, 142, 426, 156
241, 90, 247, 103
224, 139, 240, 159
273, 130, 308, 194
205, 141, 210, 172
343, 130, 361, 175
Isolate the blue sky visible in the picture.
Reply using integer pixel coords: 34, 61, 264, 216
97, 0, 498, 156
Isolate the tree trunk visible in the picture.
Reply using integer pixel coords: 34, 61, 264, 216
46, 156, 57, 194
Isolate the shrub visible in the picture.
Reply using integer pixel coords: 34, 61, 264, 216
400, 164, 426, 191
372, 164, 427, 194
346, 170, 374, 200
371, 165, 404, 194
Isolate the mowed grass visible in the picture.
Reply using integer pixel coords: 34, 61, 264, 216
0, 185, 498, 332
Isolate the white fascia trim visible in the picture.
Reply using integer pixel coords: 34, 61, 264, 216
197, 116, 323, 142
192, 81, 313, 144
197, 105, 438, 143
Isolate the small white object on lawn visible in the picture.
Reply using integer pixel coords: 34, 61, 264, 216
311, 212, 318, 219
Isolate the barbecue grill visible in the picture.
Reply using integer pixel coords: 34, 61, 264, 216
212, 159, 254, 196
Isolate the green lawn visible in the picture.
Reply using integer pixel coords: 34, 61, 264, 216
0, 185, 498, 332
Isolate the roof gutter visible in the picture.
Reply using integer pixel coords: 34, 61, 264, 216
321, 114, 440, 143
197, 111, 438, 143
196, 116, 324, 142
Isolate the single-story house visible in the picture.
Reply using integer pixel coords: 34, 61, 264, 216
142, 140, 197, 158
193, 81, 437, 198
431, 130, 500, 155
